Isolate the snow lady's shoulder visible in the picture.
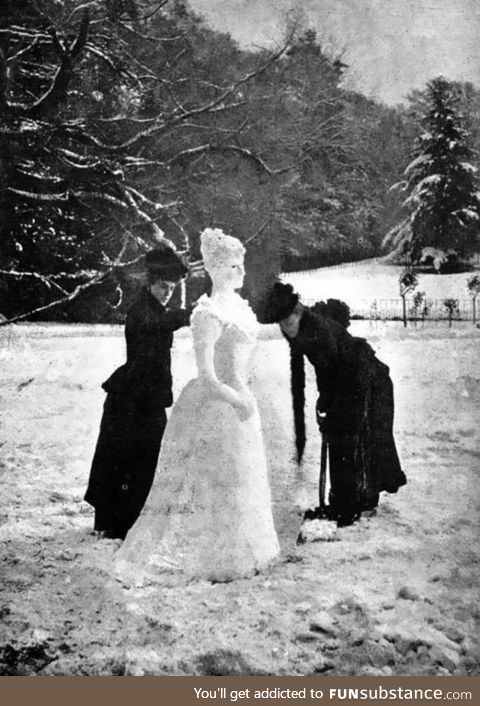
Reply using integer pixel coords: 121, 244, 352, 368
190, 295, 223, 328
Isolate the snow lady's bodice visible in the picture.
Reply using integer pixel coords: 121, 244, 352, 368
191, 294, 259, 391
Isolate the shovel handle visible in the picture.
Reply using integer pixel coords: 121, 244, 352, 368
319, 433, 327, 511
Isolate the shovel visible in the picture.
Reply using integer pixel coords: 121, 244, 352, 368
296, 431, 335, 544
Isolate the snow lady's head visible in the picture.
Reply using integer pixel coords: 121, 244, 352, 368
200, 228, 245, 291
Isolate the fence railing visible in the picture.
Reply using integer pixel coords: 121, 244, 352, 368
302, 297, 478, 322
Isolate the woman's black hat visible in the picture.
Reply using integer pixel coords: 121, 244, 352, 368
266, 282, 299, 323
145, 243, 189, 282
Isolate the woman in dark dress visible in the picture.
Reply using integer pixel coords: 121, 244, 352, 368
267, 282, 406, 527
84, 243, 190, 539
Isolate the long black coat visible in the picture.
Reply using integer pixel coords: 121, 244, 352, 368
84, 287, 190, 538
288, 309, 406, 525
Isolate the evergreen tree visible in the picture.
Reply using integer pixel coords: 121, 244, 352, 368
384, 77, 480, 265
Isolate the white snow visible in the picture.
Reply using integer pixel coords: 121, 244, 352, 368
404, 154, 432, 174
0, 263, 479, 675
459, 162, 477, 173
282, 262, 479, 316
456, 208, 479, 222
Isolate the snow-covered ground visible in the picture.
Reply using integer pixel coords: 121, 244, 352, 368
0, 269, 479, 675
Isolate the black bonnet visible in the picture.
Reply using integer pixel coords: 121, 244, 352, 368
145, 243, 189, 282
265, 281, 299, 323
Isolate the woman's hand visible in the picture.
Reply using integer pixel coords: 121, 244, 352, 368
232, 391, 255, 422
204, 379, 255, 421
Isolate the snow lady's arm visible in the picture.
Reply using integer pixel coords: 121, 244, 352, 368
191, 305, 254, 420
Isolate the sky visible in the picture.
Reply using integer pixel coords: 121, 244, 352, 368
189, 0, 480, 105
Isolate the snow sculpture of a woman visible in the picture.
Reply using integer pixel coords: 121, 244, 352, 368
114, 228, 280, 583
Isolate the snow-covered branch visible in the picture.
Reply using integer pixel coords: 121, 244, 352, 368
81, 37, 291, 153
1, 12, 90, 118
244, 218, 272, 244
163, 143, 292, 175
0, 269, 68, 296
0, 48, 8, 110
0, 251, 143, 328
0, 272, 106, 326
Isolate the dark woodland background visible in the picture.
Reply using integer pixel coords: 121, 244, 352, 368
1, 0, 480, 323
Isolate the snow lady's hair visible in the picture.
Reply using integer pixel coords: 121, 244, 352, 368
200, 228, 245, 273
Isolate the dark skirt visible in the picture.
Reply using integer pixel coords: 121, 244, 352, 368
84, 392, 167, 539
324, 343, 406, 525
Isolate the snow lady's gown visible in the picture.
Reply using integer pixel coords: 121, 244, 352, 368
113, 294, 280, 584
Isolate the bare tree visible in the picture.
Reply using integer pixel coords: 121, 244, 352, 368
0, 0, 294, 324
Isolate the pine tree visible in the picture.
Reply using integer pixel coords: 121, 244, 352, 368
385, 76, 480, 266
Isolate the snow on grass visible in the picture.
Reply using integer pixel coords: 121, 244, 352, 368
0, 264, 479, 675
282, 263, 480, 313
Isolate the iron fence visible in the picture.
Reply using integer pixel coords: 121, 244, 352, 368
303, 297, 478, 322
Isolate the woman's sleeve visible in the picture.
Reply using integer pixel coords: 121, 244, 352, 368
156, 307, 191, 331
290, 348, 306, 463
309, 320, 339, 414
126, 307, 190, 350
